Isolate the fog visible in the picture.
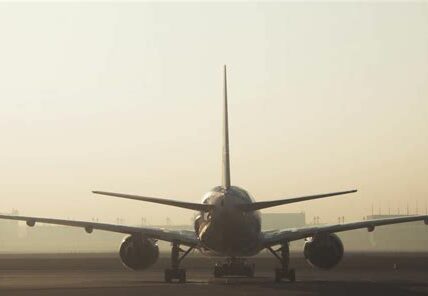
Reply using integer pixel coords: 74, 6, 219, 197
0, 1, 427, 249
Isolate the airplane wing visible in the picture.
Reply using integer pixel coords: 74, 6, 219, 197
262, 215, 428, 247
0, 214, 199, 247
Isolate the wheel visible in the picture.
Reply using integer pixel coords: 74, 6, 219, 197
178, 269, 186, 283
246, 265, 255, 278
288, 269, 296, 282
222, 263, 229, 275
214, 266, 223, 278
164, 269, 172, 283
274, 268, 282, 282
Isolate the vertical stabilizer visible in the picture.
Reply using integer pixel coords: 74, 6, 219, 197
222, 65, 231, 189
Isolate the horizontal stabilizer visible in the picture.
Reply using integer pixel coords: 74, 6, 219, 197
92, 191, 214, 212
237, 189, 357, 212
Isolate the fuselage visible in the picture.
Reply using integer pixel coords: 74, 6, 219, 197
194, 186, 262, 257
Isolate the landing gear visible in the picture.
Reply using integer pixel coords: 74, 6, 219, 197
267, 242, 296, 282
165, 268, 186, 283
164, 241, 194, 283
213, 257, 255, 278
274, 267, 295, 282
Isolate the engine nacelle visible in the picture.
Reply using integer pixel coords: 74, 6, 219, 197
304, 233, 344, 269
119, 235, 159, 270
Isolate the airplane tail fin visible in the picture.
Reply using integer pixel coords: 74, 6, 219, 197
222, 65, 231, 189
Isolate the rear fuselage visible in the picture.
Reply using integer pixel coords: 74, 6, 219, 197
195, 186, 262, 257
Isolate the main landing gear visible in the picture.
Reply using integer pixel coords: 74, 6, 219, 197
214, 257, 255, 278
164, 241, 194, 283
267, 242, 296, 282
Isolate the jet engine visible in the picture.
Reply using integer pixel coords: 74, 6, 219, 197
303, 233, 344, 269
119, 235, 159, 270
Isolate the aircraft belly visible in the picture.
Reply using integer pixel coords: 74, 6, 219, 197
199, 214, 261, 256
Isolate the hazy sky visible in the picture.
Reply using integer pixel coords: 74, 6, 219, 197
0, 2, 427, 225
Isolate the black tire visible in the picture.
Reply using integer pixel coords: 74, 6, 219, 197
246, 266, 255, 278
288, 269, 296, 282
165, 269, 172, 283
214, 266, 223, 278
274, 268, 282, 283
179, 269, 186, 283
222, 264, 229, 275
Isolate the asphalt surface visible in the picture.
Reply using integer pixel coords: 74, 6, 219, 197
0, 252, 427, 296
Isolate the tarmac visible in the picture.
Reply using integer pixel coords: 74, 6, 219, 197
0, 252, 427, 296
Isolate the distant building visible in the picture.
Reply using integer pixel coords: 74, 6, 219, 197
261, 213, 306, 230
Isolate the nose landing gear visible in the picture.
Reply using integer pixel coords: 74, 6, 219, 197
267, 242, 296, 282
213, 257, 255, 278
164, 241, 194, 283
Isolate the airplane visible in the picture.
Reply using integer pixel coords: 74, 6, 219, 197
1, 66, 427, 283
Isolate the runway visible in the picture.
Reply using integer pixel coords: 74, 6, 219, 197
1, 252, 427, 295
